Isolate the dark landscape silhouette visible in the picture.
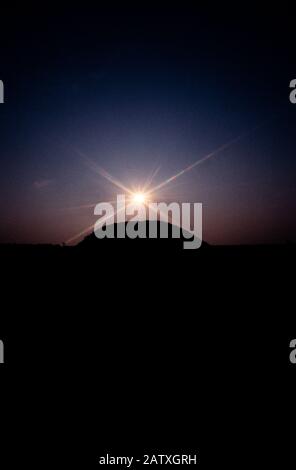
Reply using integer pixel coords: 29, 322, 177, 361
1, 220, 295, 267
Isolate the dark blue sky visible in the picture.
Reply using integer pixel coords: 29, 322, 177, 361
0, 5, 295, 244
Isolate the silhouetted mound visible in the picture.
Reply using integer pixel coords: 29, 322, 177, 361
77, 220, 206, 254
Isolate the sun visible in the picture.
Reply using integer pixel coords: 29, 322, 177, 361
131, 192, 147, 204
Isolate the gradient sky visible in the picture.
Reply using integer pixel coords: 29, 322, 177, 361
0, 5, 295, 244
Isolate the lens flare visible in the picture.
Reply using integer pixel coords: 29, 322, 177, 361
131, 192, 146, 204
66, 120, 267, 244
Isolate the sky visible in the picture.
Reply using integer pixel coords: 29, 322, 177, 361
0, 5, 295, 245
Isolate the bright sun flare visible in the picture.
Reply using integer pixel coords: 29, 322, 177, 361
132, 192, 146, 204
